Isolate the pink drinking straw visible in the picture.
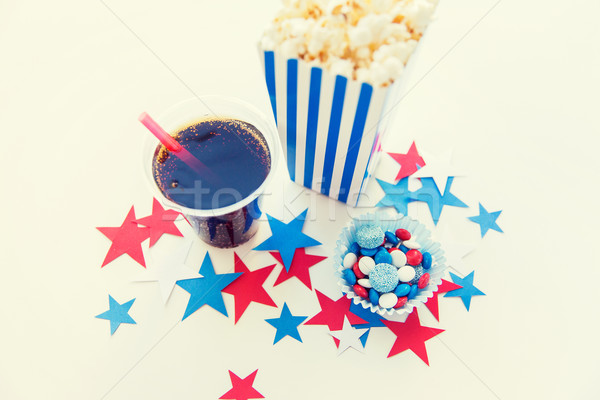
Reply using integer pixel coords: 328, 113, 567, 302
139, 112, 220, 185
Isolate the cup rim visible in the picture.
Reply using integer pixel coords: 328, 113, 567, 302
141, 95, 280, 217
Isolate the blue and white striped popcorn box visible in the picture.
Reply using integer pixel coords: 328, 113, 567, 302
260, 50, 404, 206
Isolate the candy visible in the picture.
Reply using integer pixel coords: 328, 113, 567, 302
406, 249, 423, 266
369, 288, 380, 305
397, 265, 416, 283
409, 266, 424, 285
422, 252, 432, 269
356, 225, 385, 249
388, 247, 400, 253
353, 284, 369, 299
357, 278, 372, 288
384, 231, 399, 245
374, 248, 392, 264
418, 273, 430, 289
399, 244, 409, 253
369, 263, 399, 293
349, 242, 361, 255
343, 252, 358, 269
353, 262, 366, 279
393, 283, 411, 297
394, 296, 408, 308
391, 250, 407, 268
343, 268, 357, 285
379, 292, 399, 309
408, 284, 418, 299
360, 247, 378, 257
395, 229, 411, 241
358, 256, 375, 275
402, 238, 420, 249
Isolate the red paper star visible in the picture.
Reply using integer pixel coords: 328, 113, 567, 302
134, 198, 183, 247
305, 290, 366, 331
382, 309, 444, 365
97, 206, 150, 268
222, 253, 277, 324
423, 279, 464, 321
270, 249, 327, 290
219, 369, 264, 400
388, 141, 426, 181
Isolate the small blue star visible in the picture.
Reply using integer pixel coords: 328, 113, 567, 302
176, 253, 241, 320
376, 178, 414, 214
468, 203, 503, 237
444, 271, 485, 311
95, 295, 136, 335
349, 302, 387, 346
411, 177, 467, 224
253, 209, 321, 272
265, 303, 307, 344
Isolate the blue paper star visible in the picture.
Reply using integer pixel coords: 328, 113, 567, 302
468, 203, 503, 237
265, 303, 307, 344
349, 302, 387, 346
376, 178, 415, 214
95, 295, 136, 335
411, 177, 467, 224
444, 271, 485, 311
176, 253, 241, 320
253, 209, 321, 272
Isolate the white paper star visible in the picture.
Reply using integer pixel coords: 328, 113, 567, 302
412, 149, 464, 192
435, 225, 478, 275
133, 241, 202, 303
329, 316, 368, 355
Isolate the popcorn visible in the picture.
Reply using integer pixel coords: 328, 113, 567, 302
260, 0, 439, 87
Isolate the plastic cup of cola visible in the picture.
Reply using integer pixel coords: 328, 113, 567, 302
141, 96, 281, 248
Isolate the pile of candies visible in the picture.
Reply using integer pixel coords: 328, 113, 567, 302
341, 225, 433, 310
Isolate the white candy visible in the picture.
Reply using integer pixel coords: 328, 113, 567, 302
343, 252, 358, 269
379, 292, 398, 309
402, 239, 421, 249
391, 251, 407, 268
358, 256, 375, 275
358, 278, 372, 288
397, 266, 416, 282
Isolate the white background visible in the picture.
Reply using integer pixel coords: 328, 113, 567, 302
1, 0, 599, 399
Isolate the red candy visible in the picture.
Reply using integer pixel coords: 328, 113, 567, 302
353, 262, 366, 279
394, 296, 408, 308
395, 229, 411, 241
353, 284, 369, 299
406, 249, 422, 266
388, 247, 400, 253
418, 273, 430, 289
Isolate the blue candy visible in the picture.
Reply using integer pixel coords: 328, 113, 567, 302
356, 225, 385, 249
408, 284, 419, 299
349, 242, 361, 255
342, 269, 357, 286
409, 266, 424, 285
384, 231, 399, 245
360, 247, 378, 257
368, 263, 399, 293
368, 288, 380, 305
394, 283, 411, 297
399, 244, 409, 253
374, 248, 392, 264
422, 252, 432, 269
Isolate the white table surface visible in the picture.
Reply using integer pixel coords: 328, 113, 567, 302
1, 0, 599, 399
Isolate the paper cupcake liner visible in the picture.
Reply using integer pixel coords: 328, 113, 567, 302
260, 50, 401, 206
334, 210, 447, 319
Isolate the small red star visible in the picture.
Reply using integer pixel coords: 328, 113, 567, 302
305, 290, 366, 330
382, 309, 444, 365
222, 253, 277, 324
134, 198, 183, 247
423, 279, 464, 321
97, 206, 150, 268
219, 369, 264, 400
270, 249, 327, 290
388, 141, 426, 181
